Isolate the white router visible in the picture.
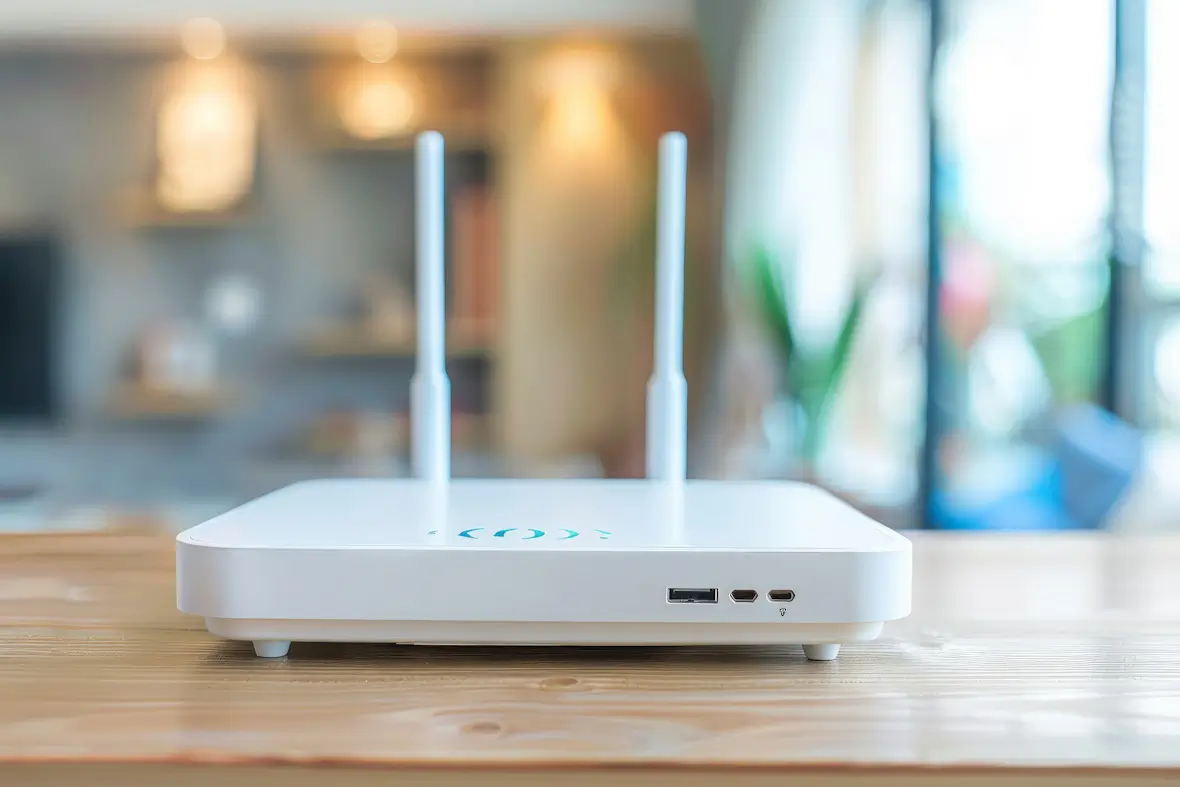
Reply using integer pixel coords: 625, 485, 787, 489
176, 131, 911, 661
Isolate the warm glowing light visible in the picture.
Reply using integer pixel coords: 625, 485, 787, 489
156, 63, 256, 212
535, 47, 620, 151
181, 18, 226, 61
338, 69, 415, 140
534, 46, 618, 98
356, 20, 399, 64
548, 83, 612, 148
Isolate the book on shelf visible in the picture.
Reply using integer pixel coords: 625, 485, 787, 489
450, 184, 499, 343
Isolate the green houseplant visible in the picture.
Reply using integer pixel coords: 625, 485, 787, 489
745, 244, 869, 470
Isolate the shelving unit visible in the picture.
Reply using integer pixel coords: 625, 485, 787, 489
112, 191, 255, 231
61, 35, 705, 494
0, 29, 713, 540
107, 383, 231, 421
298, 323, 495, 359
275, 408, 492, 459
292, 45, 503, 458
107, 44, 503, 464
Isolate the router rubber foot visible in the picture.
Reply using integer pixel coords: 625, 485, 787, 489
253, 640, 291, 659
803, 644, 840, 662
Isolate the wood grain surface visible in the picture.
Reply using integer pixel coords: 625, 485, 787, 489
2, 529, 1180, 786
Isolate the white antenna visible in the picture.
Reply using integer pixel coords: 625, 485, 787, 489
411, 130, 450, 482
645, 131, 688, 482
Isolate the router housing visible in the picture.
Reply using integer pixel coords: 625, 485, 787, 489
175, 130, 912, 661
177, 478, 911, 660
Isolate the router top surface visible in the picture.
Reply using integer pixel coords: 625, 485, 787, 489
180, 478, 908, 553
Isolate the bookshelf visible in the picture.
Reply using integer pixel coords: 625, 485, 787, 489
288, 46, 503, 457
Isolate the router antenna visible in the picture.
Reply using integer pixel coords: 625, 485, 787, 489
645, 131, 688, 482
411, 130, 450, 482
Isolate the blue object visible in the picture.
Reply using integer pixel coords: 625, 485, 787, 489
1055, 405, 1142, 530
930, 404, 1142, 531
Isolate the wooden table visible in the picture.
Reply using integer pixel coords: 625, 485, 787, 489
2, 530, 1180, 786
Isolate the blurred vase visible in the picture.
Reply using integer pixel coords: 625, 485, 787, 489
136, 321, 217, 394
761, 395, 805, 478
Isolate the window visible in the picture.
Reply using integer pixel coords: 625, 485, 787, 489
929, 0, 1114, 526
1143, 0, 1180, 428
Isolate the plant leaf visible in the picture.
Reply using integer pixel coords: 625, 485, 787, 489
748, 244, 794, 359
809, 278, 872, 438
828, 280, 869, 392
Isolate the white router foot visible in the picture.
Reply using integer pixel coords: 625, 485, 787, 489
253, 640, 291, 659
802, 644, 840, 662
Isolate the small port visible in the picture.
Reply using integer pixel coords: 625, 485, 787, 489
668, 588, 719, 604
730, 589, 758, 603
768, 589, 796, 602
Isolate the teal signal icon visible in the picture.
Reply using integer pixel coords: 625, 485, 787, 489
454, 528, 611, 540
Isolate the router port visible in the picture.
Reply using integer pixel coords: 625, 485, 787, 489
768, 589, 796, 602
730, 589, 758, 602
668, 588, 718, 604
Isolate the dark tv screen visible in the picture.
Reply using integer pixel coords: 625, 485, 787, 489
0, 235, 58, 421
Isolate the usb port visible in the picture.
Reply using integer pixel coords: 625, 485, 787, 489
668, 588, 718, 604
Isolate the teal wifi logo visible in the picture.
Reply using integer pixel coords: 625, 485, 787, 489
450, 528, 611, 541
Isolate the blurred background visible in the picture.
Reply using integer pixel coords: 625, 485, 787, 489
0, 0, 1172, 535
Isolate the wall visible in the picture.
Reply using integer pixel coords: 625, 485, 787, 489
493, 38, 713, 464
0, 0, 693, 37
